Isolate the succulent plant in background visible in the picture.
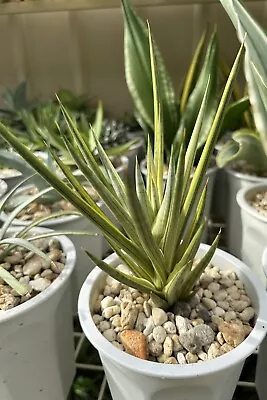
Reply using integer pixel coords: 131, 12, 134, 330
122, 0, 249, 162
216, 0, 267, 176
0, 15, 243, 309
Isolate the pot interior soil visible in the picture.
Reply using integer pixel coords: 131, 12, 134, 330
249, 190, 267, 217
232, 161, 267, 177
5, 185, 100, 221
92, 263, 255, 364
0, 237, 66, 311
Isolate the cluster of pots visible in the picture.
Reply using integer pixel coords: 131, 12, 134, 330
0, 137, 267, 400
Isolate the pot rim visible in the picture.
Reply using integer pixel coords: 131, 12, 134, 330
263, 248, 267, 279
225, 167, 267, 183
78, 245, 267, 379
236, 183, 267, 223
0, 226, 76, 323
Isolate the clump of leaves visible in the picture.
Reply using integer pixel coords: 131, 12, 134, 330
0, 18, 243, 308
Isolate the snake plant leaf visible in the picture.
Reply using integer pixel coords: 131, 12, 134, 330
219, 0, 267, 154
105, 137, 140, 157
121, 0, 178, 151
219, 96, 251, 136
87, 101, 103, 151
146, 136, 160, 213
135, 161, 154, 225
175, 32, 218, 152
216, 129, 267, 173
84, 250, 159, 295
0, 266, 29, 296
180, 30, 208, 112
2, 81, 28, 111
125, 178, 167, 288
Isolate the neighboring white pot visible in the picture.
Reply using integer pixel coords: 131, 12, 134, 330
0, 227, 76, 400
256, 248, 267, 400
78, 246, 267, 400
0, 169, 22, 191
0, 184, 118, 313
225, 168, 267, 259
141, 160, 217, 242
236, 183, 267, 284
0, 179, 7, 199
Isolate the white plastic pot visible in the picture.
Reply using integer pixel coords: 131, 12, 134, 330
225, 168, 267, 259
0, 179, 7, 199
0, 227, 76, 400
0, 185, 118, 313
78, 246, 267, 400
141, 160, 217, 242
236, 183, 267, 284
256, 248, 267, 400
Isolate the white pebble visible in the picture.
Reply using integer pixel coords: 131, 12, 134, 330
235, 280, 244, 289
203, 290, 212, 299
103, 329, 117, 342
207, 269, 221, 279
239, 307, 255, 322
177, 352, 186, 364
216, 332, 225, 345
208, 282, 221, 293
98, 320, 111, 332
202, 298, 216, 310
213, 290, 228, 302
112, 341, 124, 351
208, 342, 221, 359
152, 308, 168, 326
143, 316, 155, 336
172, 334, 183, 352
220, 278, 234, 288
197, 351, 208, 361
147, 333, 154, 343
231, 300, 249, 312
111, 315, 121, 328
153, 326, 167, 344
186, 352, 198, 364
143, 301, 152, 317
103, 286, 112, 296
93, 314, 104, 324
213, 307, 225, 318
149, 341, 163, 356
217, 301, 230, 310
163, 336, 173, 357
101, 296, 115, 310
135, 312, 146, 331
224, 311, 236, 322
175, 316, 189, 334
29, 278, 51, 292
163, 321, 176, 334
102, 305, 120, 319
164, 357, 178, 364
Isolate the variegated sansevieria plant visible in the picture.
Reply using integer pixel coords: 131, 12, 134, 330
0, 25, 244, 308
217, 0, 267, 175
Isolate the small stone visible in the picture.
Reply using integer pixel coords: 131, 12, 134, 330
93, 314, 104, 324
112, 341, 124, 351
29, 278, 51, 292
152, 326, 167, 344
48, 249, 62, 261
218, 321, 245, 347
120, 330, 148, 360
219, 343, 234, 355
152, 308, 168, 326
199, 274, 213, 287
213, 307, 225, 318
51, 262, 64, 274
224, 311, 236, 322
202, 298, 216, 310
164, 357, 177, 364
188, 294, 201, 308
41, 269, 56, 280
207, 269, 221, 279
197, 288, 204, 298
175, 316, 189, 334
103, 329, 117, 342
235, 280, 244, 289
229, 292, 240, 301
213, 290, 228, 302
179, 324, 215, 353
163, 336, 173, 357
147, 333, 154, 343
101, 296, 115, 310
135, 312, 146, 331
34, 273, 41, 280
243, 325, 253, 336
111, 315, 122, 328
121, 302, 138, 329
157, 354, 169, 363
227, 286, 238, 294
172, 334, 183, 352
136, 297, 144, 304
172, 301, 191, 318
190, 310, 198, 320
106, 276, 122, 295
23, 255, 50, 276
143, 301, 152, 317
163, 321, 176, 334
203, 290, 212, 299
217, 301, 229, 311
48, 238, 60, 249
1, 262, 11, 271
220, 278, 234, 288
208, 282, 221, 293
195, 305, 211, 322
5, 254, 22, 265
186, 352, 198, 364
231, 300, 249, 313
216, 332, 225, 345
191, 318, 204, 327
102, 305, 120, 319
240, 295, 251, 306
197, 351, 208, 361
149, 341, 163, 356
143, 316, 155, 336
207, 342, 221, 359
239, 307, 255, 322
98, 320, 111, 332
177, 352, 186, 364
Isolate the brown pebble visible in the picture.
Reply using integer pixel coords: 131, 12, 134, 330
218, 321, 245, 347
120, 330, 148, 360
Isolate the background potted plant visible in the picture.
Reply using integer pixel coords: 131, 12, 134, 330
0, 10, 266, 400
0, 186, 76, 400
